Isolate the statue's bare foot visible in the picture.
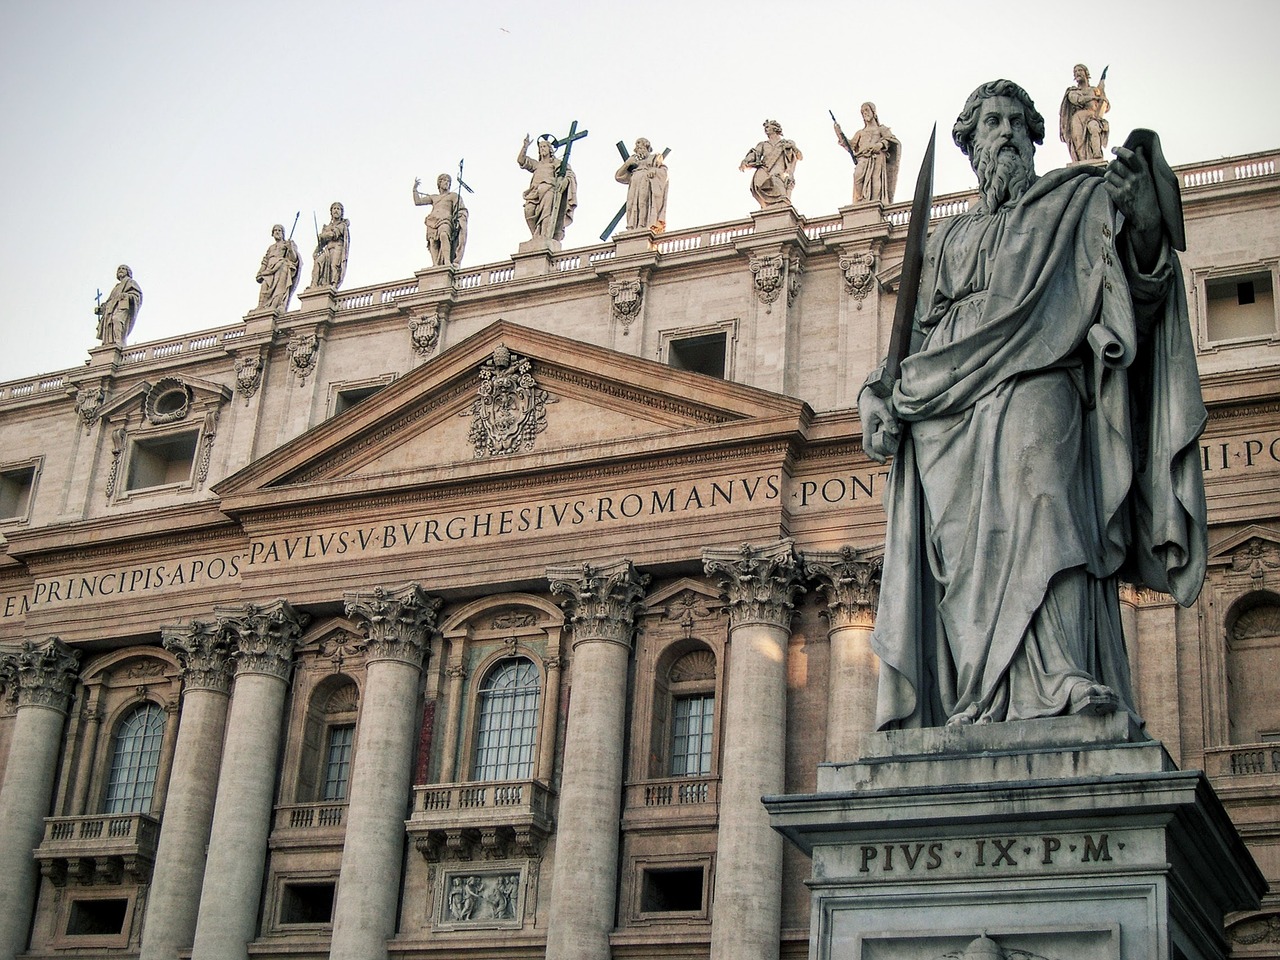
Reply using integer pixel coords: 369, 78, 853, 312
946, 709, 976, 726
1071, 683, 1119, 716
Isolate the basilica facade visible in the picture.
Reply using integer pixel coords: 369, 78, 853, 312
0, 147, 1278, 960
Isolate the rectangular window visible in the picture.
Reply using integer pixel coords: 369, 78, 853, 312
668, 333, 727, 378
0, 464, 36, 520
126, 431, 199, 491
1205, 270, 1276, 342
279, 882, 336, 925
321, 724, 355, 801
66, 899, 128, 936
669, 694, 714, 776
333, 385, 384, 416
640, 866, 705, 913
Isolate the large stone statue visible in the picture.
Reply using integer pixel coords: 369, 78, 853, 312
95, 264, 142, 346
1059, 63, 1110, 162
310, 202, 350, 289
413, 173, 469, 267
255, 224, 300, 312
518, 135, 576, 241
858, 79, 1206, 729
615, 138, 668, 232
739, 120, 802, 207
834, 102, 901, 203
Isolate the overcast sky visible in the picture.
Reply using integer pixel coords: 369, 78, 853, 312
2, 0, 1278, 383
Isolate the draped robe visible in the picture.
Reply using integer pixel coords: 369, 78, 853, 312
871, 165, 1207, 728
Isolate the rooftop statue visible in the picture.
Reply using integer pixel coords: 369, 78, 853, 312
310, 202, 350, 289
1060, 63, 1110, 162
518, 134, 577, 242
95, 264, 142, 347
859, 79, 1206, 728
740, 119, 802, 207
413, 173, 469, 267
255, 224, 300, 312
615, 138, 669, 232
833, 102, 901, 203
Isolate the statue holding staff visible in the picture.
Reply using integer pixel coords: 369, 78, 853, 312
413, 173, 468, 267
95, 264, 143, 346
255, 221, 300, 311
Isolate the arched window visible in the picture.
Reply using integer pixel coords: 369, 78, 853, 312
104, 702, 166, 814
472, 658, 541, 781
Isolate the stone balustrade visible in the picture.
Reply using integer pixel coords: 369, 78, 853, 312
407, 778, 554, 862
274, 801, 348, 832
626, 775, 720, 810
1204, 742, 1280, 779
36, 812, 161, 885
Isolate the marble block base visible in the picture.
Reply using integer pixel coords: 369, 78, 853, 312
765, 715, 1265, 960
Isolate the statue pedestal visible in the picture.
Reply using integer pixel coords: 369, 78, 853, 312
766, 715, 1265, 959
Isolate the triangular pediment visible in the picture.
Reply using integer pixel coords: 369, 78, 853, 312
215, 321, 808, 513
1209, 525, 1280, 561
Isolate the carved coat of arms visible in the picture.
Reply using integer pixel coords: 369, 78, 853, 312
462, 346, 554, 457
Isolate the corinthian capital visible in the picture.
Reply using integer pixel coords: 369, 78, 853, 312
0, 637, 80, 713
162, 620, 235, 694
703, 539, 804, 629
215, 599, 308, 680
805, 545, 883, 629
343, 582, 441, 667
548, 559, 649, 649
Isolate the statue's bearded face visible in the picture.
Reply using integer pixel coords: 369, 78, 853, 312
970, 95, 1036, 211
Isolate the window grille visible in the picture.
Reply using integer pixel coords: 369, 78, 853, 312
104, 703, 165, 814
473, 658, 540, 781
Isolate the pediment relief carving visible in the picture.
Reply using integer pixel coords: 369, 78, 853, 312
214, 321, 805, 504
90, 374, 232, 431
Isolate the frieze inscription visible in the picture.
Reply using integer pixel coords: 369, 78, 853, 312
849, 833, 1126, 879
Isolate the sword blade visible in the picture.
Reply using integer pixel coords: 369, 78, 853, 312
883, 124, 936, 385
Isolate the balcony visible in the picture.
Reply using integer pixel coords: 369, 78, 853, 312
36, 813, 160, 885
407, 779, 554, 861
622, 776, 720, 831
270, 801, 348, 850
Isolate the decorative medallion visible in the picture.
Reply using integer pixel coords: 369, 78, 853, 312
288, 332, 320, 383
461, 346, 554, 458
1232, 537, 1280, 581
73, 384, 105, 428
609, 279, 643, 332
749, 254, 785, 311
409, 311, 443, 358
144, 378, 191, 424
234, 352, 264, 401
839, 251, 877, 306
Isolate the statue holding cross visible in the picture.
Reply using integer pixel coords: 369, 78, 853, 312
517, 121, 586, 243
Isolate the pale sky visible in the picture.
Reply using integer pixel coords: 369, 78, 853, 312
2, 0, 1278, 383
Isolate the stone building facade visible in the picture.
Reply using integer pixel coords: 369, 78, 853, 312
0, 148, 1278, 960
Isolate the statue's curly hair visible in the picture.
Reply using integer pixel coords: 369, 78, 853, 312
952, 79, 1045, 157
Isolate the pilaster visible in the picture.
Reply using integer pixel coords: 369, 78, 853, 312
330, 583, 441, 960
806, 546, 883, 760
703, 541, 804, 960
0, 639, 80, 960
544, 560, 648, 960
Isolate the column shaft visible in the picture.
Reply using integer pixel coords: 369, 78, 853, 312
825, 623, 877, 760
0, 704, 70, 960
328, 659, 420, 960
710, 621, 788, 960
544, 641, 630, 960
139, 687, 230, 960
189, 671, 289, 960
544, 560, 647, 960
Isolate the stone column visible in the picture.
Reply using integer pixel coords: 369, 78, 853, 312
703, 541, 804, 960
139, 621, 235, 960
190, 601, 307, 960
0, 638, 80, 960
536, 655, 565, 780
436, 660, 467, 782
544, 560, 648, 960
329, 583, 440, 960
806, 546, 883, 761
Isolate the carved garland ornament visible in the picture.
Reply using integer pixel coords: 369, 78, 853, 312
288, 332, 320, 383
144, 378, 192, 425
839, 251, 877, 306
409, 307, 447, 359
608, 279, 643, 332
234, 351, 264, 402
461, 346, 555, 458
